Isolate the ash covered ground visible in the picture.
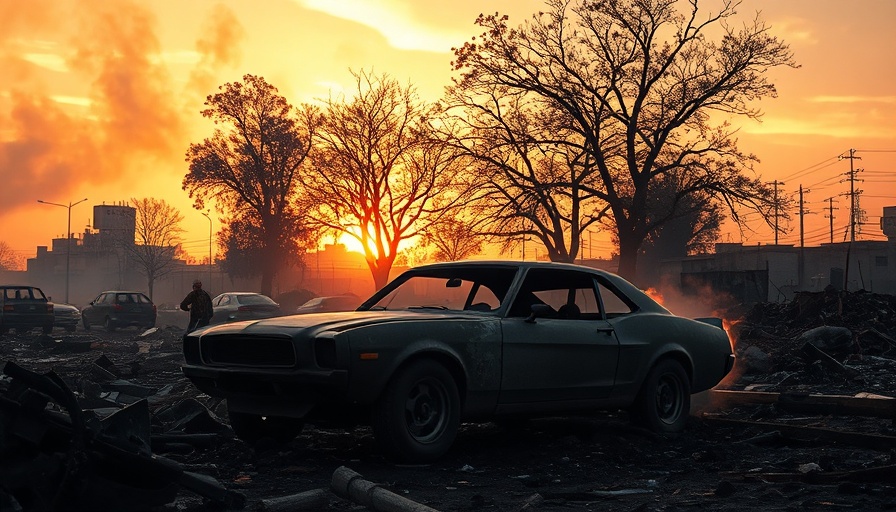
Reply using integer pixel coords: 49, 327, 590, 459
3, 288, 896, 511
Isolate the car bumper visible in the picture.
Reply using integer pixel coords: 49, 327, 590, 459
181, 364, 350, 417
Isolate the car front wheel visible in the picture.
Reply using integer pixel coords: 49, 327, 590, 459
632, 359, 690, 433
227, 411, 304, 444
372, 359, 460, 463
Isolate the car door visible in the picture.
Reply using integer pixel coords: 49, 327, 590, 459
499, 268, 620, 404
85, 293, 107, 323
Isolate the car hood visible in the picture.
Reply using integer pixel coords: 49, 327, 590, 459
194, 310, 490, 337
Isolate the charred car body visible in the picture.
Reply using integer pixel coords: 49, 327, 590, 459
0, 285, 54, 335
182, 261, 734, 462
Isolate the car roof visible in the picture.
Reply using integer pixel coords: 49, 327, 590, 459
404, 260, 668, 314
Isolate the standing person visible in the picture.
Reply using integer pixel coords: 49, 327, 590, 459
181, 279, 214, 333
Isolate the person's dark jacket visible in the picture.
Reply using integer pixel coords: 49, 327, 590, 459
180, 289, 214, 328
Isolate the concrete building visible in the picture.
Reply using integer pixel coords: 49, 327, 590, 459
20, 202, 384, 310
658, 206, 896, 303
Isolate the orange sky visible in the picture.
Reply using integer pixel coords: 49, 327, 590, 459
1, 0, 894, 264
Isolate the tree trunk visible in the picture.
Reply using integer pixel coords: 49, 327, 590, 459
370, 263, 391, 292
616, 231, 641, 282
260, 271, 273, 298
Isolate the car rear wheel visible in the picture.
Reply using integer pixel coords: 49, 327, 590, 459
227, 411, 304, 444
104, 317, 116, 332
372, 359, 460, 463
631, 359, 690, 433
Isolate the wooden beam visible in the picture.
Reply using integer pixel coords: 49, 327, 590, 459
709, 389, 896, 418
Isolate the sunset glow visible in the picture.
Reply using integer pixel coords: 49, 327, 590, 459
1, 0, 893, 265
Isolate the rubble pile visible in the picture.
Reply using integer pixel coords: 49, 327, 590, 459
2, 291, 896, 511
726, 288, 896, 396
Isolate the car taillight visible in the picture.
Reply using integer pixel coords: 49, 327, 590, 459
152, 305, 157, 313
238, 306, 250, 312
3, 305, 13, 312
113, 304, 123, 311
47, 304, 54, 312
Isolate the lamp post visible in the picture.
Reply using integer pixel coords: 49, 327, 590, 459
201, 211, 212, 289
37, 198, 88, 304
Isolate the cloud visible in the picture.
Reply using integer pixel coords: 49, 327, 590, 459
188, 4, 245, 97
743, 115, 896, 139
22, 52, 68, 73
297, 0, 468, 53
0, 0, 247, 227
808, 95, 896, 104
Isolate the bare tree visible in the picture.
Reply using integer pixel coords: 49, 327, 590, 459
437, 93, 609, 262
0, 241, 24, 271
120, 198, 184, 299
450, 0, 797, 280
307, 70, 467, 289
424, 217, 484, 262
184, 75, 317, 296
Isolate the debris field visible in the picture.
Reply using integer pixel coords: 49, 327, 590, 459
2, 287, 896, 511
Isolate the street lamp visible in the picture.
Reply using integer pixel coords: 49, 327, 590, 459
201, 211, 212, 289
38, 197, 88, 304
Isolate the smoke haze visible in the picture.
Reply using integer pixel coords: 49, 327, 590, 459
0, 0, 242, 249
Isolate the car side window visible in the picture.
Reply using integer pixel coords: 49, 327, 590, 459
597, 280, 634, 317
509, 268, 599, 319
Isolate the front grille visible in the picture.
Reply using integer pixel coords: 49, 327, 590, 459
200, 334, 296, 367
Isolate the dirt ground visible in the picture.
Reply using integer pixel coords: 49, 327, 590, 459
3, 289, 896, 511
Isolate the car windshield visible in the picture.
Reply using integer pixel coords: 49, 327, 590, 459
368, 267, 517, 313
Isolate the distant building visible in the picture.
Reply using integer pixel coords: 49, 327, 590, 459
659, 240, 894, 304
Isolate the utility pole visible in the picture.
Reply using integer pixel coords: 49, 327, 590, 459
37, 198, 88, 304
771, 180, 785, 244
799, 185, 808, 289
826, 197, 838, 244
201, 211, 212, 290
839, 149, 863, 242
799, 185, 811, 248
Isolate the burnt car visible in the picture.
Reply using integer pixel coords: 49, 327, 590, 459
295, 294, 361, 314
52, 303, 81, 332
81, 291, 156, 332
210, 292, 283, 324
0, 285, 54, 335
182, 261, 734, 463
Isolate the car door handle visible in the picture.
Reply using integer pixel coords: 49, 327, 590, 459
596, 327, 614, 334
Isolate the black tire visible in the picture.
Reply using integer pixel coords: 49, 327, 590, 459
631, 359, 690, 433
371, 359, 461, 463
42, 324, 53, 334
104, 317, 116, 332
228, 411, 304, 444
82, 317, 91, 331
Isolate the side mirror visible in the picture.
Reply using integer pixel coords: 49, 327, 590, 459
524, 303, 553, 324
